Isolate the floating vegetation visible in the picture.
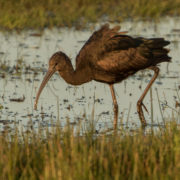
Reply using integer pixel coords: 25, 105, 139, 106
9, 95, 25, 102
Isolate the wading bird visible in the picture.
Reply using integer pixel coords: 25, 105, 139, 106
34, 24, 171, 129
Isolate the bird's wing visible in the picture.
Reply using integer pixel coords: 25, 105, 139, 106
95, 48, 149, 74
75, 24, 170, 73
75, 23, 129, 69
95, 37, 170, 74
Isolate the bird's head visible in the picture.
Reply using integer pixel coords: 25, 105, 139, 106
34, 51, 68, 110
49, 51, 69, 72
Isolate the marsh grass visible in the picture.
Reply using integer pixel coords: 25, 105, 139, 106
1, 0, 180, 30
0, 121, 179, 179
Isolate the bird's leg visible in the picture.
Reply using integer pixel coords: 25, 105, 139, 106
137, 66, 159, 126
109, 84, 118, 130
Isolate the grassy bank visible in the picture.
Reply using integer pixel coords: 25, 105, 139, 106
0, 122, 179, 179
0, 0, 180, 30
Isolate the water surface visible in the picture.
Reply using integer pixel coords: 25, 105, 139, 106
0, 17, 180, 132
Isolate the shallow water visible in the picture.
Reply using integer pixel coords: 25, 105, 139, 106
0, 17, 180, 132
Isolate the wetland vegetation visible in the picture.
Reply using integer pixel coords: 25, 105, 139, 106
1, 0, 180, 30
0, 0, 180, 179
0, 121, 180, 179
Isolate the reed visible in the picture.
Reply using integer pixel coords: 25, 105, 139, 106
0, 121, 179, 179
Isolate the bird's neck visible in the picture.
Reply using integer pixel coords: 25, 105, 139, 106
58, 58, 92, 85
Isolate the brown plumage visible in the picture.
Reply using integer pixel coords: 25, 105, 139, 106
34, 24, 171, 129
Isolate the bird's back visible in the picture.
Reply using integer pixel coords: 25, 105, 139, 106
75, 24, 127, 69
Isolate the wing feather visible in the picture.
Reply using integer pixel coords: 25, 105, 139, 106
96, 49, 150, 74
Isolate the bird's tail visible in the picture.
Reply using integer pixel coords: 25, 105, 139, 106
145, 38, 171, 63
138, 38, 171, 64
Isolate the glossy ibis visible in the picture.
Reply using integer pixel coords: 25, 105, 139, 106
34, 24, 171, 129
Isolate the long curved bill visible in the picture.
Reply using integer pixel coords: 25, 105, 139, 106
34, 68, 56, 110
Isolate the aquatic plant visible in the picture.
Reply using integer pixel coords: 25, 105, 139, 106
0, 121, 179, 179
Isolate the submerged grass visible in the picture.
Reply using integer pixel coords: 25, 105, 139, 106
0, 122, 179, 179
1, 0, 180, 30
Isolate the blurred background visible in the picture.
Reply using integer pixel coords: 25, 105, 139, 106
0, 0, 180, 30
